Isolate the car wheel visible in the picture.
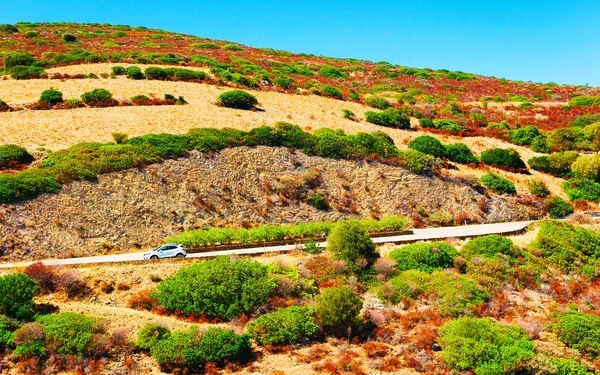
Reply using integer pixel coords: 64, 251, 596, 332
176, 253, 184, 258
150, 255, 158, 260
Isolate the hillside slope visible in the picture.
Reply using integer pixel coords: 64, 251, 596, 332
0, 146, 542, 260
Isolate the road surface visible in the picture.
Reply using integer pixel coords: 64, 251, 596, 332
0, 220, 535, 269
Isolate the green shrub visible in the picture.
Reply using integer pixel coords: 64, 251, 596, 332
547, 127, 588, 151
151, 326, 251, 371
401, 150, 434, 174
342, 108, 356, 121
192, 42, 221, 49
274, 75, 295, 89
154, 256, 275, 319
62, 33, 76, 43
0, 144, 34, 167
407, 135, 447, 158
0, 273, 39, 320
480, 148, 526, 170
528, 151, 579, 177
431, 272, 489, 317
36, 312, 110, 357
563, 178, 600, 202
327, 219, 378, 273
432, 119, 465, 132
0, 316, 17, 349
569, 96, 600, 107
531, 220, 600, 273
316, 286, 362, 335
389, 242, 458, 273
3, 52, 35, 69
9, 65, 45, 80
0, 169, 62, 203
39, 89, 63, 106
569, 113, 600, 128
525, 178, 550, 197
365, 108, 411, 129
418, 118, 434, 128
173, 68, 209, 81
222, 43, 244, 51
461, 234, 516, 259
572, 154, 600, 182
446, 143, 478, 164
81, 88, 114, 105
481, 173, 516, 194
0, 24, 18, 34
217, 90, 258, 109
13, 323, 46, 359
439, 317, 534, 374
126, 66, 144, 80
365, 96, 392, 110
550, 358, 591, 375
321, 85, 343, 99
310, 193, 327, 210
553, 311, 600, 359
247, 306, 319, 345
144, 66, 168, 80
111, 66, 126, 75
545, 196, 573, 218
510, 125, 541, 145
136, 323, 171, 351
319, 65, 348, 79
127, 133, 189, 157
379, 274, 414, 304
530, 135, 551, 153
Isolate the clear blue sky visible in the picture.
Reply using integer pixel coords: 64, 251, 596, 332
3, 0, 599, 86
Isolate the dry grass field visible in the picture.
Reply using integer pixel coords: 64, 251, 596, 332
0, 64, 568, 198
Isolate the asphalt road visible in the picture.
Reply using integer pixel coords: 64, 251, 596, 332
0, 220, 535, 269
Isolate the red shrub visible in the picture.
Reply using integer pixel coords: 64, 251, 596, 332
127, 289, 159, 310
24, 262, 59, 292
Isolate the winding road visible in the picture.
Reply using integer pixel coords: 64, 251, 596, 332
0, 220, 535, 269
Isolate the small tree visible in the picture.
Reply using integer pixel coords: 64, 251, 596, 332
0, 274, 40, 320
327, 219, 378, 273
316, 286, 363, 335
111, 132, 129, 144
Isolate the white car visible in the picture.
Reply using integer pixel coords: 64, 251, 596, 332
144, 244, 187, 260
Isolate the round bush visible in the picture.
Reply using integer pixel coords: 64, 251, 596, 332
111, 66, 126, 76
144, 67, 168, 80
0, 273, 39, 319
321, 85, 343, 99
480, 148, 526, 169
407, 135, 447, 158
365, 108, 411, 129
365, 96, 392, 110
0, 144, 34, 167
81, 88, 113, 105
553, 311, 600, 358
480, 173, 516, 194
126, 66, 144, 80
39, 89, 63, 106
445, 143, 478, 164
246, 306, 319, 345
217, 90, 258, 110
316, 286, 362, 335
154, 256, 275, 320
460, 234, 516, 259
572, 154, 600, 182
545, 196, 574, 219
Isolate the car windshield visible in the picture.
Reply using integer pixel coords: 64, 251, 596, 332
151, 245, 165, 252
